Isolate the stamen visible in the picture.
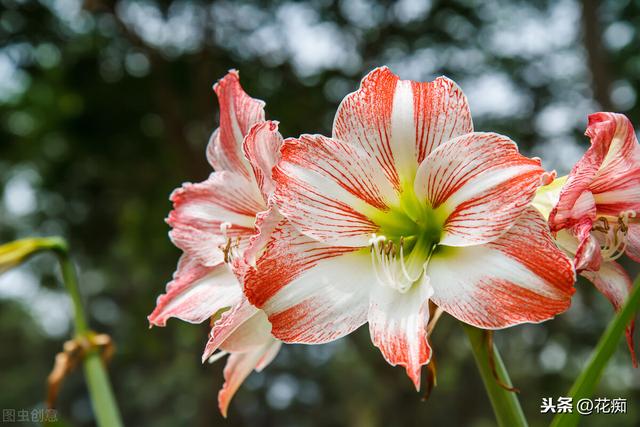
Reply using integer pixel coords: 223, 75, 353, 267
593, 217, 610, 233
220, 221, 232, 240
221, 238, 233, 263
369, 234, 391, 289
368, 234, 386, 247
595, 211, 635, 262
368, 233, 431, 293
218, 223, 241, 264
400, 242, 422, 284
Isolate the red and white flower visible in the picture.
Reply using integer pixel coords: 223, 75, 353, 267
544, 112, 640, 366
243, 67, 576, 389
148, 71, 283, 416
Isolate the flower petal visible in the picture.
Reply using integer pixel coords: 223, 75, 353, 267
202, 299, 260, 361
550, 113, 640, 231
587, 113, 640, 215
217, 340, 276, 418
557, 190, 598, 235
244, 220, 372, 343
626, 223, 640, 263
243, 120, 283, 200
531, 175, 566, 220
553, 229, 580, 255
219, 308, 273, 353
427, 208, 575, 328
368, 279, 433, 390
168, 172, 264, 266
148, 257, 243, 326
207, 70, 265, 178
242, 203, 283, 268
333, 67, 472, 187
415, 132, 544, 246
255, 339, 282, 372
581, 261, 637, 367
273, 134, 397, 246
572, 219, 602, 272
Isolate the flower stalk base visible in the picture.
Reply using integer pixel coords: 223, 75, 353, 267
464, 324, 527, 427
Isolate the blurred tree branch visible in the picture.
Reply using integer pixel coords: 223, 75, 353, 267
581, 0, 613, 110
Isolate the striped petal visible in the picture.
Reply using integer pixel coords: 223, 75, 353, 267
273, 134, 398, 246
243, 120, 283, 200
588, 113, 640, 215
572, 219, 602, 272
626, 223, 640, 263
368, 278, 433, 390
148, 257, 243, 327
219, 307, 273, 353
255, 339, 282, 372
242, 203, 283, 268
206, 70, 265, 178
333, 67, 472, 187
415, 133, 544, 246
244, 220, 373, 343
202, 299, 260, 361
550, 112, 640, 231
582, 261, 637, 367
167, 171, 265, 266
217, 338, 281, 418
427, 208, 575, 328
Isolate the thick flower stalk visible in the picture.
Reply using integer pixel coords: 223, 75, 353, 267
244, 67, 576, 389
539, 112, 640, 366
148, 71, 284, 416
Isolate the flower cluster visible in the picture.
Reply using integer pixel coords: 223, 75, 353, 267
149, 67, 639, 416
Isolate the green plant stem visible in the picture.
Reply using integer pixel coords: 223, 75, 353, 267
464, 324, 528, 427
54, 243, 123, 427
551, 275, 640, 427
56, 248, 88, 334
82, 352, 123, 427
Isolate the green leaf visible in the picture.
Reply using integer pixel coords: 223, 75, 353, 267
551, 274, 640, 427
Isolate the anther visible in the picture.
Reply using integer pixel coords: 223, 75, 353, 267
595, 213, 635, 262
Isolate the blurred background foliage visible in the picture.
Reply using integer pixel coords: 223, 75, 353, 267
0, 0, 639, 426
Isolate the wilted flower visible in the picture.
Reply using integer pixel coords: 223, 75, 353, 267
148, 71, 283, 416
244, 67, 576, 389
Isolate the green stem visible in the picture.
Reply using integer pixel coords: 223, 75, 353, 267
55, 247, 88, 334
82, 352, 123, 427
464, 324, 528, 427
550, 275, 640, 427
53, 242, 123, 427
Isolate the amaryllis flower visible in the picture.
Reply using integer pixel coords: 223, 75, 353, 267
544, 112, 640, 366
243, 67, 576, 389
148, 71, 283, 416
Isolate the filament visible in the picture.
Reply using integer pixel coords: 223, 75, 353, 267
368, 233, 426, 293
595, 211, 636, 262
